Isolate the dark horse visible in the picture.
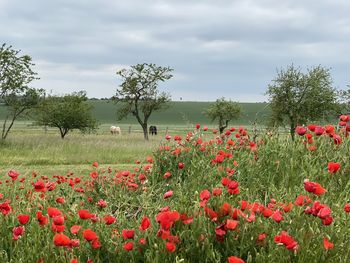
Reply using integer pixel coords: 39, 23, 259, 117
149, 125, 157, 135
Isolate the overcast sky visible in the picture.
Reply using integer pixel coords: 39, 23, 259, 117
1, 0, 349, 102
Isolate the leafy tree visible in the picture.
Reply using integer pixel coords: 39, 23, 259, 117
266, 64, 338, 140
337, 85, 350, 113
206, 97, 242, 134
114, 63, 173, 140
0, 43, 41, 140
35, 91, 97, 139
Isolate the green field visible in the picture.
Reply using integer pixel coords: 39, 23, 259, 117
0, 100, 270, 127
89, 100, 271, 125
0, 121, 350, 262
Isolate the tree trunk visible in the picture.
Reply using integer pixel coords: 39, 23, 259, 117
59, 128, 68, 139
290, 123, 296, 141
219, 119, 229, 134
142, 125, 149, 140
2, 114, 16, 140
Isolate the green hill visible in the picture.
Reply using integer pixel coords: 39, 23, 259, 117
90, 100, 270, 125
0, 100, 271, 126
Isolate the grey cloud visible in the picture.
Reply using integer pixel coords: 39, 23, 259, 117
1, 0, 349, 101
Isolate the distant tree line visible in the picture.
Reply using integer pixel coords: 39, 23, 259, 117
1, 42, 350, 140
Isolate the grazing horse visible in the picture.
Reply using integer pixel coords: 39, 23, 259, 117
149, 125, 157, 135
110, 126, 121, 135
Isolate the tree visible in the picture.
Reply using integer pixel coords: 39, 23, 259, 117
266, 64, 338, 140
35, 91, 97, 139
0, 43, 41, 140
1, 88, 43, 140
337, 85, 350, 113
114, 63, 173, 140
206, 97, 242, 134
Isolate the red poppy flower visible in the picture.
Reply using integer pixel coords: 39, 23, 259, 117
139, 216, 151, 231
8, 170, 20, 181
322, 216, 333, 225
91, 238, 101, 249
261, 207, 273, 218
97, 199, 107, 208
180, 213, 193, 225
328, 162, 341, 174
47, 207, 63, 218
216, 203, 229, 218
92, 161, 99, 168
271, 211, 284, 223
78, 209, 92, 220
307, 124, 316, 131
333, 134, 342, 145
227, 256, 244, 263
294, 195, 313, 206
123, 242, 134, 251
36, 211, 48, 226
282, 202, 293, 213
53, 215, 65, 225
225, 219, 239, 230
33, 180, 47, 192
103, 215, 116, 225
304, 179, 327, 195
17, 214, 30, 225
90, 171, 99, 179
200, 189, 211, 201
55, 197, 65, 204
122, 229, 135, 239
163, 172, 171, 179
274, 231, 298, 251
295, 126, 307, 136
53, 233, 71, 247
139, 238, 146, 245
204, 207, 218, 221
156, 210, 180, 230
257, 233, 267, 242
164, 190, 173, 199
314, 126, 325, 136
70, 225, 82, 235
0, 201, 11, 215
317, 206, 332, 219
146, 156, 153, 164
213, 188, 222, 196
51, 223, 65, 233
12, 226, 25, 240
199, 189, 211, 207
325, 125, 335, 134
339, 115, 350, 122
70, 239, 80, 247
323, 237, 334, 250
166, 242, 176, 252
83, 229, 98, 242
344, 203, 350, 213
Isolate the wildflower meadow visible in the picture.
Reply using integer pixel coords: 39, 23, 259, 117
1, 116, 350, 263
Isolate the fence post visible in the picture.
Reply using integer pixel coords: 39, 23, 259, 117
128, 125, 131, 134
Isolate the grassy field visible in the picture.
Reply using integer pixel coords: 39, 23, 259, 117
1, 99, 349, 262
0, 122, 349, 262
0, 100, 271, 126
90, 100, 271, 125
0, 132, 161, 175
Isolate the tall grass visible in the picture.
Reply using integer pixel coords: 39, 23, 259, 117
0, 123, 349, 262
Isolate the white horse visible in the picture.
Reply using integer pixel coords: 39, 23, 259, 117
110, 126, 121, 135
